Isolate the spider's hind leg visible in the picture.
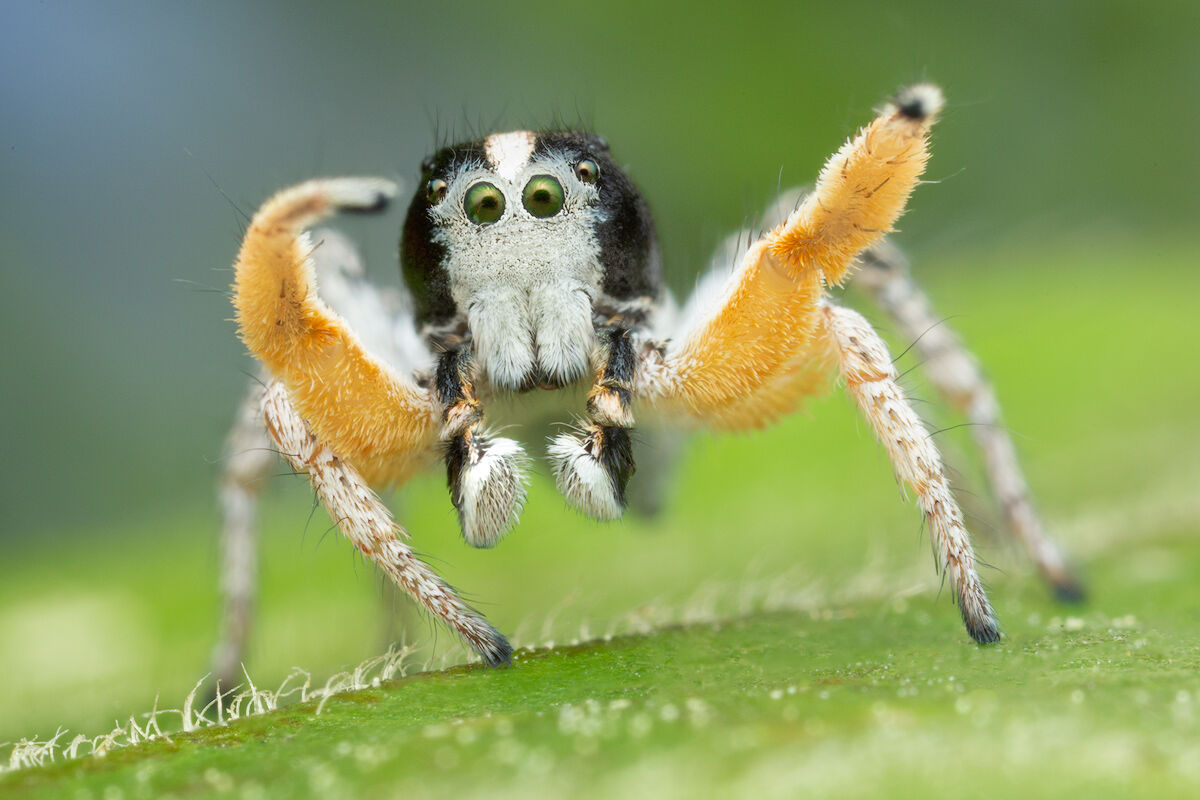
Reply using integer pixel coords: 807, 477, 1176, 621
436, 348, 528, 548
210, 379, 274, 695
822, 300, 1000, 643
549, 326, 638, 521
852, 241, 1084, 601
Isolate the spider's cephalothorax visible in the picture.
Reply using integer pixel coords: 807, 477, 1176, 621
218, 86, 1083, 681
400, 131, 660, 392
392, 131, 664, 547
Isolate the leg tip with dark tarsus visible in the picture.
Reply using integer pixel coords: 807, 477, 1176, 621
325, 177, 398, 214
477, 630, 515, 668
966, 616, 1003, 645
892, 84, 945, 122
1051, 576, 1087, 604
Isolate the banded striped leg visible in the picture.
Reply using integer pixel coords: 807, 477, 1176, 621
210, 380, 274, 693
853, 242, 1083, 599
435, 348, 527, 548
262, 382, 513, 666
549, 327, 638, 520
822, 301, 1000, 643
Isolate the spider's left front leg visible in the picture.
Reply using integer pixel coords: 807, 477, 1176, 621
262, 381, 512, 666
549, 325, 638, 520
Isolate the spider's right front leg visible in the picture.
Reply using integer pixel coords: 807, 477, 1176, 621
436, 347, 528, 548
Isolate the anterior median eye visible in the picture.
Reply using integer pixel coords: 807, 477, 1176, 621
464, 182, 505, 224
522, 175, 564, 218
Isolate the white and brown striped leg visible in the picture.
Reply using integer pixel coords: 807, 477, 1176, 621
549, 327, 638, 521
435, 348, 527, 548
261, 381, 512, 665
854, 242, 1083, 600
822, 300, 1000, 643
209, 380, 274, 693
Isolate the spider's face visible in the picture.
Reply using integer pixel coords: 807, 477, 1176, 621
401, 131, 659, 391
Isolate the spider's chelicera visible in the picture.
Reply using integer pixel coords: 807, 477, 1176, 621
213, 86, 1081, 686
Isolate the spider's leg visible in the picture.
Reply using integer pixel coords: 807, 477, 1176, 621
436, 348, 528, 548
302, 227, 433, 641
210, 378, 274, 694
852, 242, 1083, 600
645, 85, 945, 419
549, 326, 638, 520
262, 381, 512, 666
821, 300, 1000, 643
233, 177, 439, 489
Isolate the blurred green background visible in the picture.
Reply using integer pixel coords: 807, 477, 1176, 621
1, 0, 1197, 746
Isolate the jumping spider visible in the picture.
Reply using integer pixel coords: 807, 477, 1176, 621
211, 85, 1081, 687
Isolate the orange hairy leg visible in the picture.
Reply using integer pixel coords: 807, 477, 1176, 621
232, 178, 439, 487
649, 85, 944, 418
694, 349, 831, 431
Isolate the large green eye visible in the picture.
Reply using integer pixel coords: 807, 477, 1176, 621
464, 182, 505, 224
522, 175, 564, 218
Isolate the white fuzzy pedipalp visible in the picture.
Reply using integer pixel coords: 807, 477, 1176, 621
548, 433, 623, 521
457, 437, 528, 548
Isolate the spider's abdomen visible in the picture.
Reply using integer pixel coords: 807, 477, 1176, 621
400, 130, 660, 391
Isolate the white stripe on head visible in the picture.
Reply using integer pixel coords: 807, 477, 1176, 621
484, 131, 536, 182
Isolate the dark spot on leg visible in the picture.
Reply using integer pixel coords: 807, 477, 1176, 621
341, 192, 391, 214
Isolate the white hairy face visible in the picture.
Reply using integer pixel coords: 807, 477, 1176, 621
428, 131, 605, 390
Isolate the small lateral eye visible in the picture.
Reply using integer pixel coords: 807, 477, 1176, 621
575, 159, 600, 184
522, 175, 564, 218
426, 178, 448, 204
464, 181, 505, 224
